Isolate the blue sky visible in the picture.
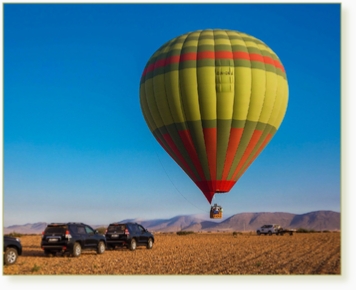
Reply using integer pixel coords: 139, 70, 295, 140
2, 3, 342, 227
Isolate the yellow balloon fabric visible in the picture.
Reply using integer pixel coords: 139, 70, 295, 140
140, 29, 288, 203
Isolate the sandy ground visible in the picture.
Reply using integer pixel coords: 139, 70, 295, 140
3, 232, 340, 275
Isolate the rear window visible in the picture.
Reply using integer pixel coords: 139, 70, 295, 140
107, 224, 126, 232
44, 225, 67, 234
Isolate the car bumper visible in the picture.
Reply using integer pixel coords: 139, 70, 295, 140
41, 242, 73, 252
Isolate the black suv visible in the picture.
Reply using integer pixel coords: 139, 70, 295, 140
105, 222, 154, 251
41, 223, 106, 257
4, 236, 22, 265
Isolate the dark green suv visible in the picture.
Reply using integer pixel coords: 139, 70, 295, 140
41, 223, 106, 257
105, 222, 154, 251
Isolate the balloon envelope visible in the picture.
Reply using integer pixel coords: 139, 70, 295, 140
140, 29, 288, 203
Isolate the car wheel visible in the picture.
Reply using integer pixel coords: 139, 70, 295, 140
257, 231, 261, 236
4, 247, 18, 265
147, 238, 153, 249
268, 231, 272, 236
128, 239, 137, 251
73, 242, 82, 257
97, 241, 105, 254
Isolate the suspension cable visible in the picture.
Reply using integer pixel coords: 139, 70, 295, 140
155, 150, 207, 214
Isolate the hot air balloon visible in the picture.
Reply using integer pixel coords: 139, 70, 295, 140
139, 29, 288, 217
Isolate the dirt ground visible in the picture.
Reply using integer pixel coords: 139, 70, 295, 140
3, 232, 340, 275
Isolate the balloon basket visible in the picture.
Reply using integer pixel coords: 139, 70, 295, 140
210, 204, 223, 219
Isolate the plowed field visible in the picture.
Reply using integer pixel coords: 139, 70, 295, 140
3, 232, 340, 275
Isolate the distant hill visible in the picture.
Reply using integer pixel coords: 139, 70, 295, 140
4, 222, 48, 234
3, 211, 340, 234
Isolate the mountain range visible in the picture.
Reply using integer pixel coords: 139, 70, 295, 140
3, 210, 340, 234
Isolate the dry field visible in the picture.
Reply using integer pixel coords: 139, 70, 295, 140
3, 232, 340, 275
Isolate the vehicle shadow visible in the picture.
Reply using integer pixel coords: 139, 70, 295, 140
21, 249, 101, 257
21, 249, 45, 257
21, 247, 147, 257
107, 248, 147, 252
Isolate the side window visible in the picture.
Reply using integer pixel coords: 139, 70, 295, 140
133, 225, 141, 233
85, 226, 94, 234
77, 226, 86, 234
138, 225, 145, 233
69, 225, 77, 234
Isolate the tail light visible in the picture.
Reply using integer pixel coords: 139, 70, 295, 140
65, 230, 72, 239
41, 231, 44, 238
125, 229, 130, 235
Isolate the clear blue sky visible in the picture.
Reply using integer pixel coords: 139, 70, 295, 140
3, 3, 341, 227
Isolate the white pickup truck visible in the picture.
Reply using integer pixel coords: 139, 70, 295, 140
256, 224, 281, 235
256, 224, 296, 236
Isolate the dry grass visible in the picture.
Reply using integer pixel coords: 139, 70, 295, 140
3, 232, 340, 275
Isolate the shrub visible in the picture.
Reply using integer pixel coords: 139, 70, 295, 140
7, 232, 24, 238
95, 227, 107, 234
176, 231, 194, 236
31, 264, 41, 272
297, 228, 317, 233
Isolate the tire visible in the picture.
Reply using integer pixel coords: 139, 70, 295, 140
97, 241, 105, 254
4, 247, 18, 265
72, 242, 82, 257
257, 231, 261, 236
128, 239, 137, 251
268, 231, 272, 236
147, 238, 153, 249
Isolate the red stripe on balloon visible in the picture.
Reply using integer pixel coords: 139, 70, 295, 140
221, 127, 244, 181
162, 133, 196, 182
141, 51, 285, 77
231, 130, 264, 181
180, 52, 197, 61
203, 128, 217, 184
195, 180, 236, 203
197, 51, 214, 59
234, 133, 273, 182
178, 129, 205, 181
